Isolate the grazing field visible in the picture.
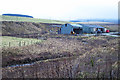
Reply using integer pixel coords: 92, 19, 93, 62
1, 36, 42, 47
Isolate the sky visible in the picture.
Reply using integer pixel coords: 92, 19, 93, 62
0, 0, 119, 20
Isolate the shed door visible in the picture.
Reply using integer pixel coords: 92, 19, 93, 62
73, 28, 83, 34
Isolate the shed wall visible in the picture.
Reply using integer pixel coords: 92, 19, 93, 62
82, 26, 92, 33
61, 24, 72, 34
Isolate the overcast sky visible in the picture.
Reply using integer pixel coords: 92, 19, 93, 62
1, 0, 119, 20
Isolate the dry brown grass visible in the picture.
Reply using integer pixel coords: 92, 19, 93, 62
2, 36, 119, 78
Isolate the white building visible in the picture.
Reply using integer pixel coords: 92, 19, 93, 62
60, 23, 83, 34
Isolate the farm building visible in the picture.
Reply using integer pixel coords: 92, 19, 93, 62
80, 24, 107, 34
2, 14, 33, 18
58, 24, 108, 34
59, 23, 83, 34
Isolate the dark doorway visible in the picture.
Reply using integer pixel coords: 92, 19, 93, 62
73, 28, 83, 34
97, 28, 104, 32
100, 28, 104, 32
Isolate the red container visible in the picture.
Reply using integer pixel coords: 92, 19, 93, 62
106, 30, 110, 33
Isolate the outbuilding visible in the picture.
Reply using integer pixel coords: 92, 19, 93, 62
80, 24, 107, 34
59, 24, 108, 34
59, 23, 83, 34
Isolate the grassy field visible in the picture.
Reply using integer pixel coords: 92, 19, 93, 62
1, 36, 42, 47
0, 15, 73, 24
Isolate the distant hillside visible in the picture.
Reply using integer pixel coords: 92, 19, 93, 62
70, 19, 118, 24
2, 21, 62, 36
0, 15, 73, 37
0, 15, 71, 24
2, 14, 33, 18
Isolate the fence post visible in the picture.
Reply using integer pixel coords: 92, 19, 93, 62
19, 41, 21, 47
31, 41, 32, 44
9, 42, 11, 47
24, 41, 25, 46
27, 41, 29, 45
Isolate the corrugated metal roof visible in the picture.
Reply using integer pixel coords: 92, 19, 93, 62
70, 24, 83, 28
81, 24, 104, 28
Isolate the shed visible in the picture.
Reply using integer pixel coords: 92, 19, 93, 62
60, 23, 83, 34
80, 24, 107, 34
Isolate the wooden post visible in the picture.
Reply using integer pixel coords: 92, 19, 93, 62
19, 41, 21, 46
24, 41, 25, 46
28, 41, 29, 45
31, 41, 32, 44
9, 42, 11, 47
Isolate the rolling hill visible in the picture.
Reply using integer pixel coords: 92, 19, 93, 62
1, 15, 72, 36
2, 21, 60, 36
1, 15, 118, 36
0, 15, 71, 24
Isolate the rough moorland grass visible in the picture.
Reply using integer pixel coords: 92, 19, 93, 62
1, 36, 42, 47
2, 36, 119, 78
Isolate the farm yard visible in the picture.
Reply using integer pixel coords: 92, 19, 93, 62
1, 17, 119, 78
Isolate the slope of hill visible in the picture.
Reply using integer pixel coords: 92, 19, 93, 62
0, 15, 71, 24
0, 15, 69, 36
2, 21, 59, 36
0, 15, 76, 37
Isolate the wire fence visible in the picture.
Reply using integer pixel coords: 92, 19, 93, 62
1, 40, 42, 47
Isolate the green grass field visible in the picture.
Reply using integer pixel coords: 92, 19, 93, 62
1, 36, 42, 47
0, 15, 73, 24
